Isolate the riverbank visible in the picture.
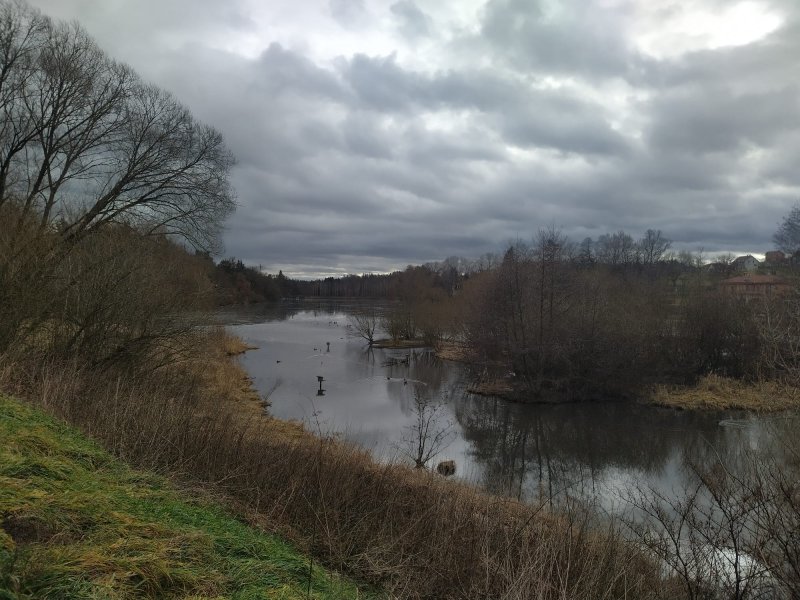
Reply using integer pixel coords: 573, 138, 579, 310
0, 394, 372, 599
0, 330, 668, 599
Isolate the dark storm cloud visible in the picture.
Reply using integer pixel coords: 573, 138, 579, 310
764, 135, 800, 187
640, 21, 800, 158
342, 113, 396, 159
23, 0, 800, 274
340, 54, 628, 156
256, 44, 348, 101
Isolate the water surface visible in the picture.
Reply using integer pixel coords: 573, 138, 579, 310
223, 301, 789, 512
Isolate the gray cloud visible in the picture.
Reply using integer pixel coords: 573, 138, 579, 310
498, 105, 631, 156
330, 0, 368, 28
339, 54, 629, 156
23, 0, 800, 274
256, 43, 348, 101
479, 0, 647, 80
648, 86, 800, 154
390, 0, 430, 39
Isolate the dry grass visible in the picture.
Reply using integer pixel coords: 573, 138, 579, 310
0, 333, 669, 600
176, 328, 308, 440
433, 341, 471, 362
215, 330, 259, 356
650, 374, 800, 411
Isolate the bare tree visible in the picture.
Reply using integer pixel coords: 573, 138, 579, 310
0, 1, 234, 362
596, 230, 637, 265
626, 447, 797, 600
349, 309, 380, 346
639, 229, 672, 266
400, 392, 455, 469
534, 225, 573, 382
0, 2, 234, 252
576, 236, 595, 266
0, 0, 48, 204
472, 252, 500, 273
774, 201, 800, 255
756, 292, 800, 388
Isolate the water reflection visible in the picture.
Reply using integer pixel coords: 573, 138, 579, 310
223, 302, 788, 511
452, 395, 765, 508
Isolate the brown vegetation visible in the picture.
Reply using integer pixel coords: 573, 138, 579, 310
625, 435, 800, 599
468, 376, 516, 398
0, 345, 670, 600
650, 374, 799, 412
433, 340, 471, 362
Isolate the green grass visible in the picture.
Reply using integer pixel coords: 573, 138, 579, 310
0, 394, 375, 599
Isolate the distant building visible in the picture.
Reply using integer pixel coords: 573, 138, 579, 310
720, 274, 790, 300
731, 254, 760, 273
765, 250, 786, 264
703, 262, 731, 277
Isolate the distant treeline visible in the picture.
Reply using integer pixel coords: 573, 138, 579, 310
210, 257, 462, 304
212, 228, 714, 304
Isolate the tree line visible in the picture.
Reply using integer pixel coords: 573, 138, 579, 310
213, 228, 684, 305
460, 228, 764, 400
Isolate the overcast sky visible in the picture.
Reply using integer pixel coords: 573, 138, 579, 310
27, 0, 800, 277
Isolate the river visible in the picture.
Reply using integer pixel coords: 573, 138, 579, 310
221, 300, 791, 513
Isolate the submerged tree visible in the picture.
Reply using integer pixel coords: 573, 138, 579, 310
349, 309, 380, 346
400, 392, 455, 469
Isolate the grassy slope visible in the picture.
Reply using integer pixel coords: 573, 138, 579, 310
0, 394, 373, 599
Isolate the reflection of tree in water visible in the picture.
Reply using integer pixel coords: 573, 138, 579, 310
680, 415, 791, 484
453, 395, 743, 503
384, 350, 459, 415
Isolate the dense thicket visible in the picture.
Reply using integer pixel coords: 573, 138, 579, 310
460, 237, 771, 399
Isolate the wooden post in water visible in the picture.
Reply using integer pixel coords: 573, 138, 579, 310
316, 375, 325, 396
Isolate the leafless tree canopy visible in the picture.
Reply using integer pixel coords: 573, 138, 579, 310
348, 309, 380, 345
0, 1, 233, 364
774, 202, 800, 256
0, 0, 234, 252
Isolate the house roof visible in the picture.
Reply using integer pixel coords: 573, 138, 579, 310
731, 254, 759, 265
